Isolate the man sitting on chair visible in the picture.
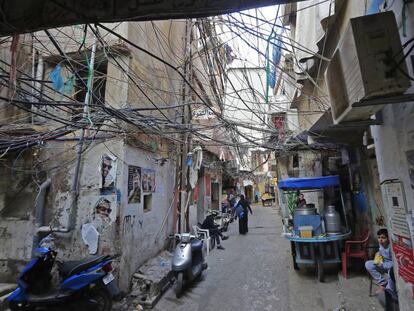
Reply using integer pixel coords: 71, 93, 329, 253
201, 214, 228, 250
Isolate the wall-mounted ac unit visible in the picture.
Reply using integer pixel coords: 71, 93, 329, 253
326, 11, 410, 124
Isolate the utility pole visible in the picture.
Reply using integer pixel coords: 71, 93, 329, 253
179, 19, 193, 233
68, 30, 97, 231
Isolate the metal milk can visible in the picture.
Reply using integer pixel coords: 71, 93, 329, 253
324, 205, 341, 234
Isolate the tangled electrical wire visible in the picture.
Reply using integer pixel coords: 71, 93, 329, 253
0, 3, 337, 172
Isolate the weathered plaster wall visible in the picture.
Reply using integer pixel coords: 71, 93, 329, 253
0, 34, 34, 123
0, 138, 123, 282
197, 173, 206, 225
125, 20, 185, 121
276, 156, 289, 181
372, 103, 414, 309
369, 1, 414, 309
294, 81, 325, 131
298, 150, 321, 177
298, 150, 324, 211
0, 151, 43, 281
33, 23, 129, 55
118, 143, 176, 290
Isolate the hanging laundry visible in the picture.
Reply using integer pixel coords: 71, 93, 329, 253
63, 74, 75, 95
367, 0, 385, 15
269, 35, 282, 89
49, 64, 64, 92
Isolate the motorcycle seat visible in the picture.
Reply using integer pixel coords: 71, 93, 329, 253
191, 239, 203, 251
26, 290, 70, 303
58, 255, 108, 279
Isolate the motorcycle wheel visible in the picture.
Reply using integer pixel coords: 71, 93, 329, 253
9, 302, 34, 311
88, 288, 112, 311
174, 272, 184, 298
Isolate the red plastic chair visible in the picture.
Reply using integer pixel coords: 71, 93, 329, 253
341, 230, 370, 279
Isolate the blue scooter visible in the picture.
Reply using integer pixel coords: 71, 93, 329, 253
7, 243, 116, 311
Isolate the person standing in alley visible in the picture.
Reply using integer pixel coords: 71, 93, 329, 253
237, 195, 252, 234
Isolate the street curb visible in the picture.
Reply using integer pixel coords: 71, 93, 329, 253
139, 270, 174, 309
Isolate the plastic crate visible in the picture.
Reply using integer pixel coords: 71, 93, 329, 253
299, 226, 313, 238
293, 215, 322, 236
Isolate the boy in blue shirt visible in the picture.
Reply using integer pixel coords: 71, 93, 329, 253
365, 228, 395, 294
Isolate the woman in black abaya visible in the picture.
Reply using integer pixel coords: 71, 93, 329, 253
238, 195, 252, 234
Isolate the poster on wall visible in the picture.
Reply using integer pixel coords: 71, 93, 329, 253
128, 166, 141, 203
99, 154, 117, 194
142, 168, 156, 192
385, 181, 411, 239
92, 195, 117, 224
382, 180, 414, 298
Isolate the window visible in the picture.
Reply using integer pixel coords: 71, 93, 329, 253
74, 59, 107, 106
292, 154, 299, 168
143, 194, 152, 212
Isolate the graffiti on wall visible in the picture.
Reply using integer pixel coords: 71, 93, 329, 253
128, 166, 142, 203
122, 215, 136, 235
142, 168, 156, 192
99, 154, 117, 194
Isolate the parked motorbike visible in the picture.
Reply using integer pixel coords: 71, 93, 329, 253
171, 233, 207, 298
7, 236, 117, 311
208, 209, 231, 232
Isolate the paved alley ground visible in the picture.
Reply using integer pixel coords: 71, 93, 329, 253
153, 205, 383, 311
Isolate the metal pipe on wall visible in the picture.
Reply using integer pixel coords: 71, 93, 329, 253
32, 178, 51, 255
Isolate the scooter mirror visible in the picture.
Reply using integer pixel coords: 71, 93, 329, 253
39, 233, 55, 249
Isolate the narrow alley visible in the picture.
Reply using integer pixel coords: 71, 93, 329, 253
154, 205, 381, 311
1, 1, 414, 311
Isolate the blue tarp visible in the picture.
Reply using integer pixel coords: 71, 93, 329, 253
269, 35, 282, 88
278, 175, 340, 190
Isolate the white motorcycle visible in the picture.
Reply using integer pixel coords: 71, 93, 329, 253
171, 233, 207, 298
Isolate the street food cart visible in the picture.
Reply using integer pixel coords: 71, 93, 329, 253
278, 175, 351, 282
261, 193, 274, 206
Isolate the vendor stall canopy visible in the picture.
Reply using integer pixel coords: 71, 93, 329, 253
278, 175, 340, 190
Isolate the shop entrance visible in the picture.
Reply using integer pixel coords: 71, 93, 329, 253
211, 182, 220, 210
244, 185, 253, 202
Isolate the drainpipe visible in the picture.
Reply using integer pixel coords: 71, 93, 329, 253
32, 178, 51, 254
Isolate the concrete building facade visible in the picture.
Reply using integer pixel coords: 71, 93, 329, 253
0, 19, 229, 292
280, 1, 414, 309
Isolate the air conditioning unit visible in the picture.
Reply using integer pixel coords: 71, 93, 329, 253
326, 11, 410, 124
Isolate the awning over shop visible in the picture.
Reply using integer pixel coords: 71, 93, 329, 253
308, 109, 382, 145
272, 130, 342, 156
278, 175, 340, 190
